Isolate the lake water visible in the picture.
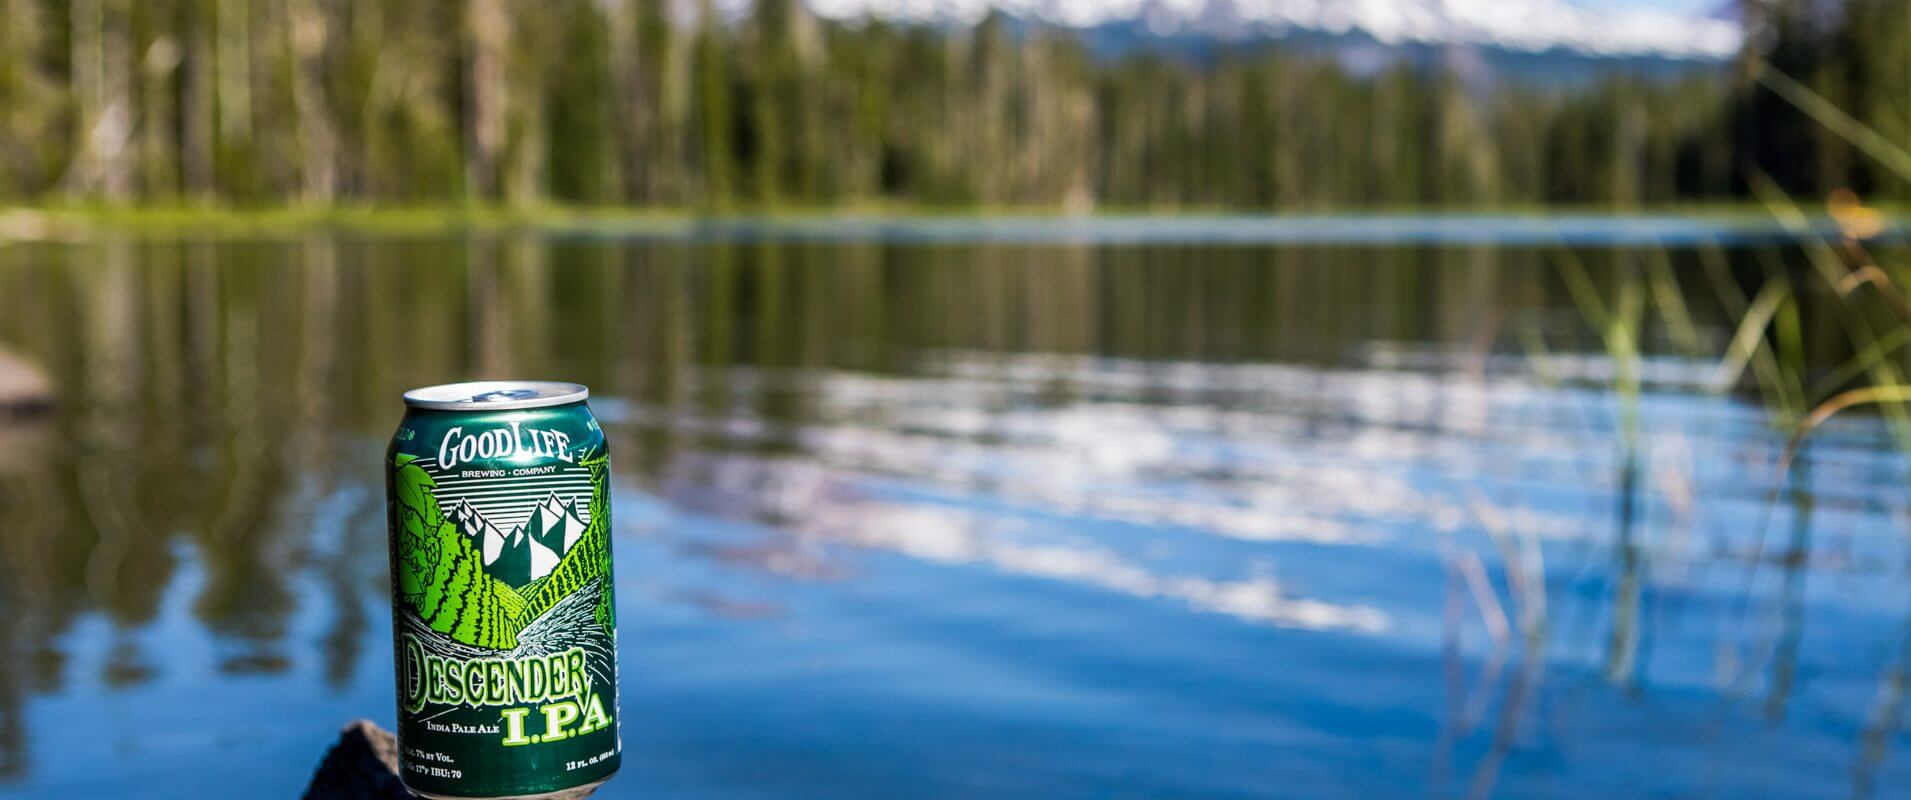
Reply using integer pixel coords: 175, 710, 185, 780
0, 222, 1907, 798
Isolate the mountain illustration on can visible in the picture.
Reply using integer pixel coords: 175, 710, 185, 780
385, 381, 620, 800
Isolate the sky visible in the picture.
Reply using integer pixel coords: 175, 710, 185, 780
1604, 0, 1719, 11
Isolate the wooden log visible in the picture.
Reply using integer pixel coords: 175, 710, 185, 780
303, 718, 607, 798
301, 720, 412, 800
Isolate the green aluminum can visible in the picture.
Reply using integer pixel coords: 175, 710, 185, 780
386, 381, 621, 799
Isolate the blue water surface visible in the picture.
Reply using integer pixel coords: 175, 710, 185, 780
0, 227, 1905, 799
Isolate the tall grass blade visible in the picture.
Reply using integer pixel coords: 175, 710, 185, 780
1752, 59, 1911, 186
1711, 279, 1790, 393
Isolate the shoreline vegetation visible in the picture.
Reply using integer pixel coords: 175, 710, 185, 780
0, 203, 1898, 241
0, 2, 1903, 211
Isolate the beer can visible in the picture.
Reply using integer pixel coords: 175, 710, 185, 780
385, 381, 621, 799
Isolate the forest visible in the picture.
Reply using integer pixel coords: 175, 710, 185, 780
0, 0, 1904, 209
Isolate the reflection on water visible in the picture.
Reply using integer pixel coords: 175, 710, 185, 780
0, 234, 1907, 797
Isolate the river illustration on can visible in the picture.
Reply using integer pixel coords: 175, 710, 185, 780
385, 381, 620, 799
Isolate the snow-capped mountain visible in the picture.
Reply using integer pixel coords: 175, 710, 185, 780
802, 0, 1744, 61
447, 493, 590, 586
447, 497, 512, 567
522, 493, 590, 581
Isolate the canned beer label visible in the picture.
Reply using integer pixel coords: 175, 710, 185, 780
387, 393, 619, 798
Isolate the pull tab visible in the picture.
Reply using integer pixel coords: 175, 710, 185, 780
469, 388, 539, 403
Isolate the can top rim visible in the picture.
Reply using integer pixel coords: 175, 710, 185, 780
402, 381, 590, 411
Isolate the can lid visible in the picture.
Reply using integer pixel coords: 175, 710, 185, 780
402, 381, 590, 411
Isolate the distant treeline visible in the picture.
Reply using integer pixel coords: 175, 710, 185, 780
0, 0, 1904, 208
